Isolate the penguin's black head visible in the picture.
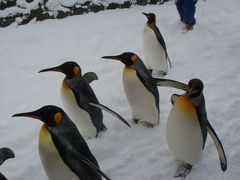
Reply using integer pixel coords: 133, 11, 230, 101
39, 61, 81, 79
142, 12, 156, 24
13, 105, 65, 127
0, 147, 15, 166
102, 52, 138, 66
187, 78, 204, 98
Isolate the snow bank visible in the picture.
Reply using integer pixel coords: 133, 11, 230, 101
0, 0, 167, 27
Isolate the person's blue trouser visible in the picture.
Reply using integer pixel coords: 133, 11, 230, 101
175, 0, 198, 25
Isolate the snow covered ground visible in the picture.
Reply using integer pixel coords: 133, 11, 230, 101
0, 0, 240, 179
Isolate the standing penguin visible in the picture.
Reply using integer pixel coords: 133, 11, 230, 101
102, 52, 186, 127
39, 62, 130, 138
0, 147, 15, 180
142, 12, 171, 76
167, 79, 227, 178
13, 105, 110, 180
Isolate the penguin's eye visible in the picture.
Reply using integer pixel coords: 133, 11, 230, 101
54, 112, 63, 125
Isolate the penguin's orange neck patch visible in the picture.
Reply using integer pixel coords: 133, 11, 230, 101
62, 77, 70, 90
176, 96, 195, 112
40, 124, 49, 136
124, 66, 134, 71
123, 67, 137, 81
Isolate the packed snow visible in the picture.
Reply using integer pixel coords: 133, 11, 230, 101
0, 0, 240, 179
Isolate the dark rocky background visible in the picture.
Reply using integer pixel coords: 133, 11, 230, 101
0, 0, 169, 27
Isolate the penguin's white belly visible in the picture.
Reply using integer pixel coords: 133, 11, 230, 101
166, 96, 203, 165
60, 85, 97, 139
39, 126, 79, 180
143, 25, 167, 72
123, 67, 159, 125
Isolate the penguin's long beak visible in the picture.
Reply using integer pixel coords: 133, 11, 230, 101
102, 55, 122, 61
0, 148, 15, 166
12, 111, 42, 120
142, 12, 149, 18
39, 66, 62, 73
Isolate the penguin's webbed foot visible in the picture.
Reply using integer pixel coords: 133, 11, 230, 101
157, 71, 167, 77
151, 70, 167, 77
102, 124, 107, 131
142, 122, 154, 128
132, 119, 140, 124
174, 163, 192, 179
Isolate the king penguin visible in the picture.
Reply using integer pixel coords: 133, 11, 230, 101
102, 52, 186, 127
0, 147, 15, 180
166, 78, 227, 178
13, 105, 110, 180
39, 62, 130, 139
142, 12, 171, 76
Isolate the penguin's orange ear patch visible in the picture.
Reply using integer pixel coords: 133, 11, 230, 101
73, 66, 80, 76
131, 55, 137, 63
54, 112, 63, 125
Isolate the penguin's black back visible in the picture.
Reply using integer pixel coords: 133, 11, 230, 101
67, 74, 105, 132
49, 115, 101, 180
131, 59, 159, 110
148, 23, 167, 50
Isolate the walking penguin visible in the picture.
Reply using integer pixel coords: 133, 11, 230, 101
142, 12, 171, 76
166, 78, 227, 178
102, 52, 186, 127
13, 105, 110, 180
39, 62, 130, 138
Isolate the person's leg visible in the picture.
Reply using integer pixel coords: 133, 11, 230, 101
182, 0, 198, 29
175, 0, 184, 22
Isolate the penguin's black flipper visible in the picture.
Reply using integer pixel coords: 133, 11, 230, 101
0, 148, 15, 166
83, 72, 98, 84
149, 24, 166, 49
54, 143, 109, 180
167, 56, 172, 68
149, 24, 172, 68
0, 172, 7, 180
166, 52, 172, 68
67, 74, 105, 132
71, 150, 111, 180
205, 121, 227, 171
89, 103, 131, 128
154, 78, 187, 91
50, 119, 104, 180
